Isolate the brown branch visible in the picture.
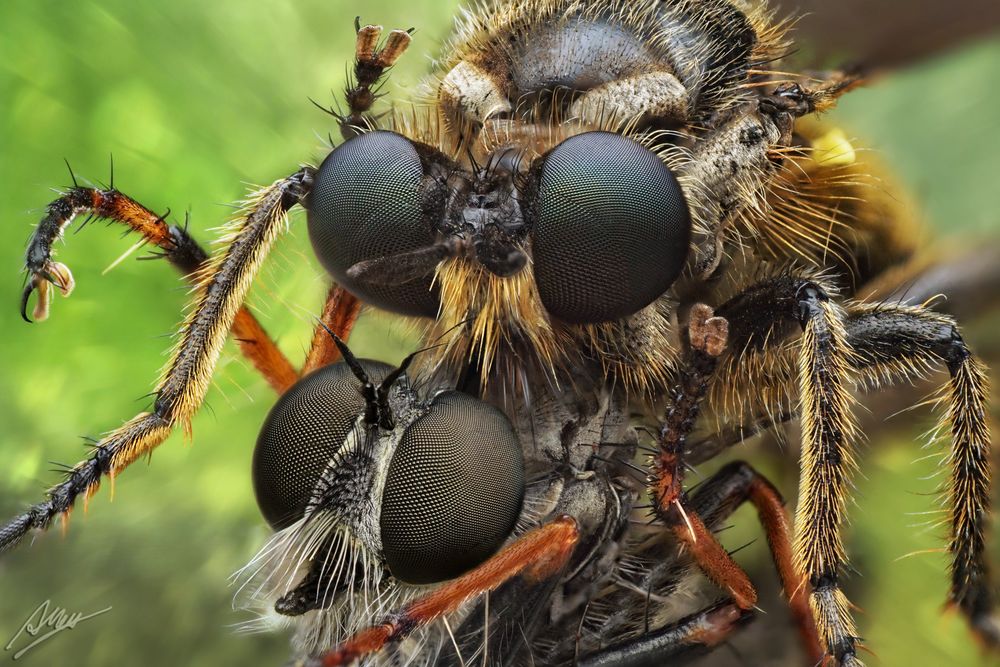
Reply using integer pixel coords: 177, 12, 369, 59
776, 0, 1000, 69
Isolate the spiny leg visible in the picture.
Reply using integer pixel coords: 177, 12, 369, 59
301, 285, 361, 375
716, 275, 862, 666
338, 20, 412, 139
312, 516, 580, 667
650, 304, 821, 662
845, 302, 996, 645
0, 168, 314, 554
586, 460, 820, 666
652, 305, 756, 609
21, 183, 297, 393
687, 462, 823, 664
578, 599, 753, 667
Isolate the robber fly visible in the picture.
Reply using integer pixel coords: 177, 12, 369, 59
2, 1, 999, 666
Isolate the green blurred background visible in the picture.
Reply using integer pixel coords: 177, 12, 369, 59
0, 1, 998, 665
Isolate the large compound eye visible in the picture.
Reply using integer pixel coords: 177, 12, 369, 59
308, 131, 440, 318
530, 131, 691, 324
252, 360, 392, 530
379, 392, 524, 584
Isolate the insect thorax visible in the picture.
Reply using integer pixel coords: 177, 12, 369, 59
434, 0, 779, 130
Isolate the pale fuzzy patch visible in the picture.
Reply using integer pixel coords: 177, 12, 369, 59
231, 513, 403, 657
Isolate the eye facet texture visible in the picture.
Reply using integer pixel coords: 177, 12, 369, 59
308, 131, 439, 317
252, 361, 392, 530
379, 392, 525, 584
531, 131, 691, 324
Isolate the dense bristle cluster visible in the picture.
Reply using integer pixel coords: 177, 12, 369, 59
232, 516, 406, 655
736, 120, 919, 288
431, 256, 682, 396
434, 257, 568, 382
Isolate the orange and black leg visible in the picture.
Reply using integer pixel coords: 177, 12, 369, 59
650, 304, 821, 663
0, 168, 314, 554
21, 181, 298, 393
585, 461, 819, 666
650, 305, 754, 610
312, 516, 581, 666
689, 462, 822, 662
335, 19, 412, 138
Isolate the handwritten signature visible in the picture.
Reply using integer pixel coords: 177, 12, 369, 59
4, 600, 111, 661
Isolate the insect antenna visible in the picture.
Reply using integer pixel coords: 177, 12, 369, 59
316, 321, 369, 384
317, 318, 448, 427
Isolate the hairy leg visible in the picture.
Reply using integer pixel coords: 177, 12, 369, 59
652, 305, 755, 610
2, 17, 421, 553
21, 183, 298, 393
846, 302, 996, 645
650, 304, 821, 663
313, 516, 580, 666
0, 168, 314, 554
716, 275, 862, 666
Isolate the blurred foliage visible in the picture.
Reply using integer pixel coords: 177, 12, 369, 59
0, 1, 997, 666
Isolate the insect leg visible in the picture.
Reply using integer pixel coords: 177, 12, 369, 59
585, 460, 821, 666
313, 516, 580, 667
716, 274, 862, 666
678, 105, 786, 278
577, 598, 753, 667
651, 305, 821, 661
0, 168, 314, 554
20, 184, 298, 392
340, 20, 412, 139
569, 70, 690, 128
845, 302, 997, 646
300, 285, 362, 374
651, 305, 758, 610
687, 461, 823, 664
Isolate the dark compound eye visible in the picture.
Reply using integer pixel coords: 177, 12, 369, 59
379, 392, 524, 584
530, 131, 691, 324
307, 131, 440, 318
252, 360, 393, 530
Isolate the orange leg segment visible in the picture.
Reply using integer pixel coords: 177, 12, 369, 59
681, 462, 824, 665
666, 506, 758, 610
301, 286, 361, 375
316, 516, 580, 666
23, 185, 296, 393
746, 473, 822, 663
651, 304, 822, 663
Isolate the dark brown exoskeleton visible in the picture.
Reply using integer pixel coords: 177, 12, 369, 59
3, 2, 997, 666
